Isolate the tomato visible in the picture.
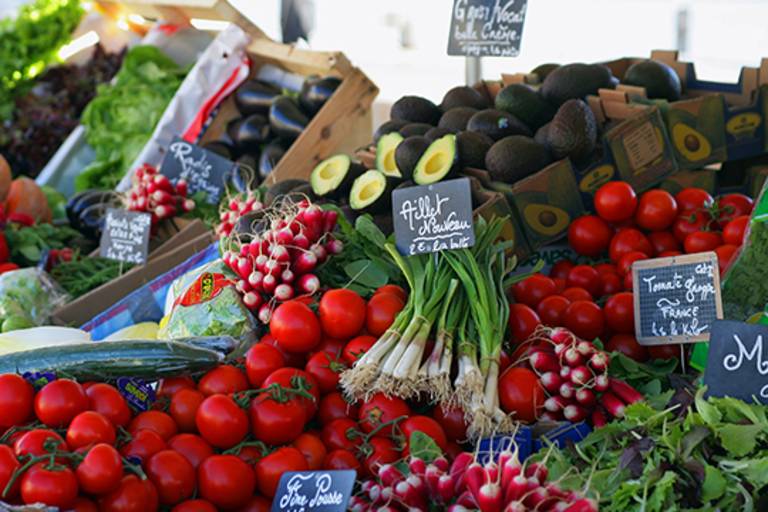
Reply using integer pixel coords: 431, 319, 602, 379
609, 228, 654, 263
321, 418, 360, 451
14, 429, 65, 458
86, 383, 131, 428
120, 429, 166, 463
648, 344, 683, 360
172, 500, 217, 512
594, 263, 617, 276
366, 292, 406, 336
292, 432, 327, 470
512, 274, 557, 308
196, 394, 248, 449
198, 455, 255, 509
635, 189, 678, 231
552, 278, 567, 293
402, 415, 448, 453
129, 411, 177, 441
358, 393, 411, 435
312, 336, 346, 358
604, 292, 635, 334
323, 449, 361, 471
723, 215, 749, 246
318, 392, 358, 425
255, 447, 307, 498
243, 345, 284, 389
260, 333, 305, 368
76, 443, 123, 495
566, 265, 601, 298
0, 374, 33, 428
146, 450, 196, 505
549, 259, 575, 280
375, 284, 407, 302
263, 368, 320, 420
0, 444, 20, 499
508, 303, 541, 343
599, 272, 623, 297
21, 464, 78, 508
675, 188, 713, 214
197, 365, 249, 396
271, 300, 322, 353
658, 250, 682, 257
606, 334, 647, 362
617, 251, 648, 276
684, 231, 722, 254
157, 377, 196, 398
238, 496, 272, 512
717, 193, 753, 223
564, 300, 605, 341
498, 367, 545, 423
595, 181, 637, 223
73, 497, 98, 512
648, 231, 680, 255
672, 212, 711, 243
167, 434, 214, 469
362, 437, 399, 476
432, 404, 467, 442
169, 389, 204, 433
67, 411, 116, 449
250, 395, 306, 445
34, 379, 88, 428
98, 474, 159, 512
318, 289, 366, 340
305, 351, 347, 394
536, 295, 570, 327
716, 244, 739, 274
561, 287, 592, 302
343, 335, 377, 365
568, 215, 613, 257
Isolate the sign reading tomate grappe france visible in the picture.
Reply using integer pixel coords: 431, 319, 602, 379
392, 177, 475, 256
704, 320, 768, 403
631, 252, 723, 345
447, 0, 528, 57
271, 470, 355, 512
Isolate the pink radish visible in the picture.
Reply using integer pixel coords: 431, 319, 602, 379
155, 204, 176, 219
563, 498, 598, 512
311, 243, 328, 264
575, 341, 594, 357
455, 491, 478, 508
540, 371, 562, 393
292, 233, 310, 251
242, 292, 262, 310
303, 205, 323, 231
274, 284, 294, 301
564, 347, 583, 367
323, 209, 338, 232
522, 486, 549, 509
255, 254, 269, 272
152, 190, 173, 204
601, 392, 626, 418
326, 238, 344, 255
424, 464, 441, 498
378, 464, 404, 487
524, 462, 547, 481
276, 228, 294, 245
503, 474, 528, 504
262, 274, 277, 294
450, 452, 473, 494
569, 366, 592, 386
264, 259, 282, 277
575, 387, 596, 407
448, 506, 472, 512
409, 458, 427, 476
181, 199, 195, 212
347, 496, 367, 512
503, 502, 526, 512
248, 271, 264, 289
559, 381, 575, 399
540, 411, 561, 422
591, 408, 607, 428
609, 378, 643, 404
593, 374, 609, 392
236, 257, 252, 280
563, 404, 588, 422
433, 457, 449, 472
559, 366, 572, 381
270, 244, 291, 263
394, 480, 424, 509
153, 174, 173, 192
437, 474, 455, 503
297, 273, 320, 294
589, 352, 609, 372
175, 179, 188, 197
530, 351, 559, 373
475, 481, 502, 512
550, 327, 575, 344
281, 269, 295, 284
544, 396, 567, 412
463, 461, 485, 498
293, 251, 317, 275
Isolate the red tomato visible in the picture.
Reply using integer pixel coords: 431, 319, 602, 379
234, 445, 264, 468
432, 404, 467, 442
318, 289, 366, 340
0, 374, 33, 428
366, 292, 405, 336
658, 250, 682, 257
323, 449, 361, 471
512, 274, 557, 308
167, 434, 213, 469
321, 418, 360, 452
715, 244, 739, 274
606, 334, 647, 362
498, 367, 545, 423
263, 368, 320, 420
402, 415, 448, 452
250, 395, 307, 446
610, 228, 654, 263
169, 389, 204, 434
723, 215, 749, 246
675, 188, 713, 214
499, 350, 513, 374
245, 343, 285, 388
270, 300, 322, 353
260, 333, 305, 368
120, 429, 166, 464
305, 351, 347, 394
717, 193, 753, 223
635, 189, 678, 231
648, 231, 680, 255
255, 447, 307, 498
157, 377, 195, 398
172, 500, 217, 512
312, 336, 346, 358
649, 344, 683, 360
595, 182, 637, 222
536, 295, 570, 327
617, 251, 648, 276
566, 265, 601, 298
375, 284, 407, 302
362, 437, 399, 476
594, 263, 618, 276
197, 366, 248, 397
0, 445, 20, 499
129, 411, 177, 441
72, 497, 98, 512
342, 335, 377, 365
195, 395, 248, 449
67, 411, 116, 449
98, 474, 158, 512
86, 383, 131, 428
604, 292, 635, 334
549, 259, 575, 280
34, 379, 88, 428
21, 464, 78, 508
508, 303, 541, 343
684, 231, 723, 254
552, 278, 567, 293
318, 392, 359, 425
673, 212, 711, 243
14, 429, 65, 458
564, 300, 605, 341
292, 432, 327, 470
198, 455, 256, 509
561, 287, 592, 302
599, 273, 623, 297
568, 215, 613, 257
238, 496, 272, 512
146, 450, 196, 505
358, 393, 411, 435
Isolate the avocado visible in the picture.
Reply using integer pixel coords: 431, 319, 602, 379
258, 141, 286, 180
672, 123, 711, 162
227, 114, 271, 152
623, 59, 682, 101
485, 136, 551, 183
310, 154, 365, 198
413, 134, 458, 185
269, 96, 309, 140
456, 131, 493, 169
425, 127, 453, 141
349, 170, 392, 213
202, 140, 235, 160
534, 123, 550, 147
438, 107, 478, 133
440, 86, 488, 110
495, 84, 555, 131
524, 204, 570, 236
530, 63, 560, 82
390, 95, 441, 125
376, 132, 404, 178
545, 99, 598, 162
541, 63, 616, 106
234, 80, 281, 116
374, 120, 409, 143
467, 109, 532, 141
299, 75, 342, 116
394, 136, 431, 180
399, 123, 433, 138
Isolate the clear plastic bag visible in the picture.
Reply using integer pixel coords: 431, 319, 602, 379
0, 268, 70, 332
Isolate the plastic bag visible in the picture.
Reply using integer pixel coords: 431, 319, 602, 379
0, 268, 69, 332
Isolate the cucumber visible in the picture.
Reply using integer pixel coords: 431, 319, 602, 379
0, 341, 224, 381
175, 336, 239, 355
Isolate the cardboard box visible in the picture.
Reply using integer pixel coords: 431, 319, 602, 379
572, 143, 619, 208
660, 168, 717, 195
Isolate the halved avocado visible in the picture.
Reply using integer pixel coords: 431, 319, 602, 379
349, 170, 392, 213
310, 154, 364, 198
395, 136, 431, 181
376, 132, 404, 178
413, 134, 458, 185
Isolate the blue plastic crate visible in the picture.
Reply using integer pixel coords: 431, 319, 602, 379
477, 421, 591, 464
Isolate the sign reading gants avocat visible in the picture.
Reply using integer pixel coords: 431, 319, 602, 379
448, 0, 528, 57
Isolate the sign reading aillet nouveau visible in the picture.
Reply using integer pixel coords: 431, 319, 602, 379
447, 0, 528, 57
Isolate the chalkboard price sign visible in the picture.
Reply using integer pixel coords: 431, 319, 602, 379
160, 136, 234, 204
704, 320, 768, 403
632, 252, 723, 345
271, 470, 355, 512
99, 209, 152, 265
392, 177, 475, 256
447, 0, 528, 57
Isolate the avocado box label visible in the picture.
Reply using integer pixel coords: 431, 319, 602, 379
99, 209, 152, 265
393, 178, 475, 256
447, 0, 527, 57
161, 136, 234, 204
271, 470, 355, 512
632, 252, 723, 346
623, 121, 663, 171
703, 320, 768, 403
116, 377, 156, 412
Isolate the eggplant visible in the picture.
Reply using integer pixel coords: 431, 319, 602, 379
202, 140, 235, 160
299, 75, 342, 116
66, 190, 120, 230
258, 141, 287, 181
78, 202, 111, 240
269, 97, 309, 141
235, 210, 268, 236
232, 154, 260, 192
234, 80, 282, 116
227, 114, 271, 153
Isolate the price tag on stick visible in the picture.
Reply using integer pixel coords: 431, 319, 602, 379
271, 470, 355, 512
447, 0, 528, 57
160, 136, 235, 204
99, 209, 152, 265
704, 319, 768, 403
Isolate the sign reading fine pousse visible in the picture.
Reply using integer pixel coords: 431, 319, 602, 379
271, 470, 355, 512
447, 0, 528, 57
704, 320, 768, 404
393, 177, 475, 256
99, 208, 152, 265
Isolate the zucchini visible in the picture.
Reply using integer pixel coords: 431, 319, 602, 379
0, 341, 223, 381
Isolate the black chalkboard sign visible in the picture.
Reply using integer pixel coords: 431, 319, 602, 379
447, 0, 528, 57
632, 252, 723, 345
160, 136, 234, 204
271, 470, 355, 512
392, 177, 475, 256
704, 319, 768, 403
99, 209, 152, 265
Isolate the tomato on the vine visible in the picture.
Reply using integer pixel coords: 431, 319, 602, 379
0, 374, 33, 428
76, 443, 123, 495
358, 393, 410, 435
684, 231, 723, 254
635, 190, 677, 231
606, 334, 648, 362
609, 228, 654, 262
717, 193, 753, 223
566, 265, 601, 299
260, 333, 305, 368
323, 449, 361, 471
319, 289, 366, 340
292, 432, 327, 470
129, 411, 177, 441
595, 181, 637, 222
34, 379, 88, 428
321, 418, 361, 452
197, 365, 249, 396
649, 344, 683, 360
498, 367, 545, 423
245, 343, 285, 388
512, 274, 557, 308
250, 395, 307, 446
568, 215, 613, 257
0, 445, 20, 499
362, 437, 399, 476
375, 284, 407, 302
157, 377, 195, 398
171, 500, 217, 512
508, 303, 541, 343
599, 273, 623, 297
255, 447, 307, 498
72, 497, 98, 512
86, 383, 131, 428
98, 474, 159, 512
67, 411, 116, 449
604, 292, 635, 334
402, 415, 448, 452
14, 429, 65, 458
318, 392, 359, 425
564, 300, 605, 341
119, 429, 166, 464
198, 455, 255, 509
672, 212, 711, 243
342, 335, 376, 365
675, 188, 713, 214
311, 337, 346, 359
195, 394, 248, 449
169, 389, 204, 433
167, 434, 214, 469
536, 295, 570, 327
146, 450, 196, 505
366, 292, 405, 336
21, 464, 78, 508
561, 287, 592, 303
715, 244, 739, 274
617, 251, 648, 277
305, 351, 347, 394
271, 300, 322, 353
723, 215, 749, 246
263, 367, 320, 420
549, 259, 574, 280
648, 231, 680, 255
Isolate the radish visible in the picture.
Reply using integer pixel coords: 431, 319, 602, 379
395, 480, 424, 509
575, 388, 596, 407
276, 227, 294, 245
544, 396, 567, 412
559, 366, 571, 381
433, 457, 449, 472
559, 381, 575, 399
152, 190, 173, 204
502, 502, 526, 512
293, 251, 317, 275
379, 464, 404, 487
181, 199, 195, 212
281, 269, 295, 284
563, 347, 583, 367
262, 274, 277, 295
563, 498, 598, 512
476, 481, 502, 512
464, 461, 485, 498
409, 458, 427, 476
448, 506, 471, 512
270, 244, 291, 263
264, 259, 282, 277
455, 491, 478, 508
424, 464, 441, 498
236, 257, 252, 280
437, 474, 455, 503
601, 392, 626, 418
255, 254, 268, 272
155, 204, 176, 219
323, 209, 338, 232
589, 352, 609, 373
550, 327, 573, 344
175, 179, 188, 197
503, 474, 528, 504
540, 371, 562, 393
274, 284, 294, 301
302, 205, 323, 232
575, 341, 594, 357
248, 271, 264, 289
311, 243, 328, 264
326, 238, 344, 255
348, 496, 367, 512
297, 273, 320, 295
530, 351, 559, 373
540, 411, 561, 422
450, 452, 473, 494
522, 486, 548, 509
609, 378, 643, 404
591, 408, 607, 428
593, 374, 609, 392
524, 462, 547, 482
292, 233, 310, 251
153, 174, 173, 192
569, 366, 592, 386
243, 292, 262, 310
235, 280, 247, 294
563, 404, 588, 422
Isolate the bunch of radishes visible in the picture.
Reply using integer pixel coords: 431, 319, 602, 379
125, 163, 195, 224
216, 191, 264, 239
528, 326, 642, 426
222, 197, 342, 322
349, 446, 594, 512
